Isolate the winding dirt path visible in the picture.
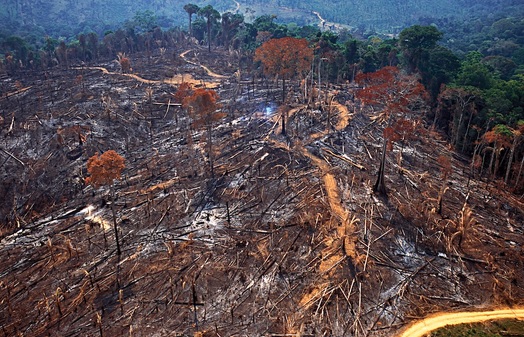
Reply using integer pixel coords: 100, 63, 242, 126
332, 101, 350, 130
312, 10, 353, 32
398, 308, 524, 337
298, 100, 357, 261
266, 97, 359, 310
179, 50, 228, 79
232, 0, 240, 13
75, 49, 229, 89
299, 100, 350, 224
269, 98, 357, 264
298, 146, 351, 224
76, 66, 221, 88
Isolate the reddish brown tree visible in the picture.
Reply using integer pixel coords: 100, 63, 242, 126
117, 52, 131, 73
173, 82, 193, 104
183, 89, 225, 176
254, 37, 314, 102
86, 150, 125, 187
86, 150, 125, 255
172, 82, 193, 124
356, 66, 426, 120
356, 66, 427, 194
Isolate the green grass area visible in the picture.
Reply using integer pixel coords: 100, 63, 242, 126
429, 319, 524, 337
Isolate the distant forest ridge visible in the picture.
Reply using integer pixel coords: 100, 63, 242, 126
1, 0, 523, 39
275, 0, 524, 32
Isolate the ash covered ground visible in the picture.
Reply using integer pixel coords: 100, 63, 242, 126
1, 43, 523, 337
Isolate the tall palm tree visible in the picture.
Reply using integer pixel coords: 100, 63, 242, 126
198, 5, 220, 52
183, 3, 200, 37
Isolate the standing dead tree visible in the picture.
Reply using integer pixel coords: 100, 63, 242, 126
183, 89, 225, 178
356, 66, 427, 195
86, 150, 125, 256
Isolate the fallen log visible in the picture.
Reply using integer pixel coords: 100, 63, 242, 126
322, 148, 365, 170
0, 86, 32, 100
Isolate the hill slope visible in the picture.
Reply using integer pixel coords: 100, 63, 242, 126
275, 0, 524, 31
1, 45, 523, 336
2, 0, 523, 39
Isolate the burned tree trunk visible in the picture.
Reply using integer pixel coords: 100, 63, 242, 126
373, 137, 388, 195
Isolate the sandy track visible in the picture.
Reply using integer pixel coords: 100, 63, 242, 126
332, 101, 350, 130
303, 98, 351, 223
75, 47, 232, 88
179, 50, 228, 79
312, 10, 353, 32
270, 96, 357, 261
297, 104, 357, 260
398, 308, 524, 337
308, 99, 352, 214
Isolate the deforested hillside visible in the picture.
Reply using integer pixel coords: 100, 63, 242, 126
1, 38, 523, 336
1, 2, 524, 335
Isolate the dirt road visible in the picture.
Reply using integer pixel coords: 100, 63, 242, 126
179, 50, 228, 79
398, 308, 524, 337
312, 10, 353, 32
75, 47, 231, 88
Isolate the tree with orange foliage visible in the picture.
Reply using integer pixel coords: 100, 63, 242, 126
173, 82, 193, 104
183, 89, 225, 177
117, 52, 131, 73
356, 66, 426, 121
172, 82, 193, 124
86, 150, 125, 255
356, 66, 427, 194
255, 37, 313, 103
86, 150, 125, 187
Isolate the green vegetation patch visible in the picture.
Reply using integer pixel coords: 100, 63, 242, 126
429, 319, 524, 337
